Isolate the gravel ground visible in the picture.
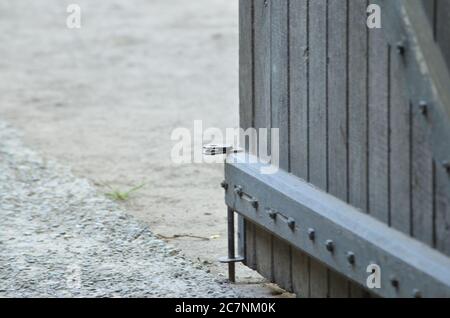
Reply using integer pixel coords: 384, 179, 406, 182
0, 120, 239, 298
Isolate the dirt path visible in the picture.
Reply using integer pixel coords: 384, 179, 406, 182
0, 0, 289, 297
0, 121, 239, 298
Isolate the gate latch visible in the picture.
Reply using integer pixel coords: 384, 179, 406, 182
203, 144, 243, 156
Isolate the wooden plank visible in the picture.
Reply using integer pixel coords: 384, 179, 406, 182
422, 0, 436, 28
389, 43, 411, 234
327, 0, 350, 298
289, 0, 308, 180
309, 259, 328, 298
270, 0, 292, 292
368, 25, 390, 223
308, 0, 327, 190
252, 0, 273, 282
348, 0, 368, 212
436, 0, 450, 69
347, 0, 371, 297
308, 0, 329, 298
411, 105, 434, 246
435, 161, 450, 256
288, 0, 311, 298
238, 0, 254, 268
291, 247, 309, 298
254, 224, 273, 282
239, 0, 254, 134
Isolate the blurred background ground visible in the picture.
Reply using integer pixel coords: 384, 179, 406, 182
0, 0, 291, 297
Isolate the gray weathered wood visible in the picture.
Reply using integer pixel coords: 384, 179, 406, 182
291, 247, 310, 298
436, 0, 450, 69
289, 0, 308, 180
348, 0, 368, 212
288, 0, 312, 298
411, 105, 434, 246
308, 0, 329, 298
327, 0, 351, 298
346, 1, 372, 297
239, 0, 254, 267
270, 0, 292, 292
389, 45, 411, 234
252, 0, 273, 282
225, 153, 450, 298
435, 161, 450, 256
368, 27, 389, 223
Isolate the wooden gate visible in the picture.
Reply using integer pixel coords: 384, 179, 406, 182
224, 0, 450, 298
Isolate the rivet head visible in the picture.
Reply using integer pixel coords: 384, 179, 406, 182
234, 186, 243, 197
267, 209, 277, 220
443, 161, 450, 173
307, 228, 315, 241
346, 252, 355, 265
396, 41, 405, 55
390, 276, 399, 288
325, 240, 334, 253
419, 101, 428, 115
412, 289, 422, 298
251, 199, 258, 209
287, 218, 295, 230
220, 180, 228, 190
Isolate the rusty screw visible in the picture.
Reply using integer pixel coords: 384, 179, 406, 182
308, 228, 315, 241
396, 41, 405, 55
443, 161, 450, 173
347, 252, 355, 265
412, 289, 422, 298
390, 276, 399, 289
325, 240, 334, 253
267, 209, 277, 220
419, 101, 428, 115
220, 180, 228, 191
287, 218, 295, 230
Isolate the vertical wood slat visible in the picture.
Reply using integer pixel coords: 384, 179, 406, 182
308, 0, 329, 298
253, 0, 273, 283
435, 162, 450, 256
389, 41, 411, 234
348, 0, 368, 213
289, 0, 311, 298
239, 0, 256, 270
368, 26, 390, 223
347, 0, 370, 297
436, 0, 450, 69
327, 0, 350, 298
422, 0, 436, 29
411, 105, 434, 246
270, 0, 292, 292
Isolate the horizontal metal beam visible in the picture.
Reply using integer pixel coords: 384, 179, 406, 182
225, 154, 450, 298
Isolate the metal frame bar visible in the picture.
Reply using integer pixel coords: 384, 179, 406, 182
225, 154, 450, 298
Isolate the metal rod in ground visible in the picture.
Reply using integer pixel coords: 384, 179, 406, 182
227, 207, 235, 283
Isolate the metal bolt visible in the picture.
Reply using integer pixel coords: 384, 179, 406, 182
287, 217, 295, 230
443, 161, 450, 173
251, 199, 258, 209
267, 209, 277, 220
346, 252, 355, 265
325, 240, 334, 253
390, 276, 399, 289
234, 186, 243, 197
412, 289, 422, 298
220, 180, 228, 191
396, 41, 405, 55
308, 228, 315, 241
419, 101, 428, 115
